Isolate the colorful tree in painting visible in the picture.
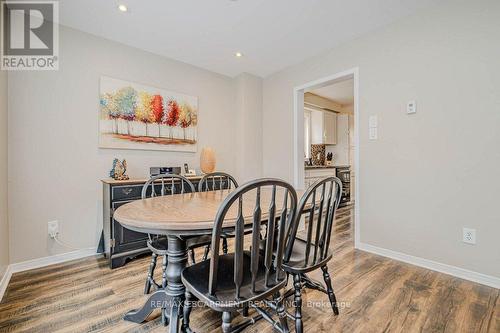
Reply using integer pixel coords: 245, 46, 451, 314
179, 102, 193, 140
100, 92, 120, 133
135, 92, 154, 136
115, 87, 136, 120
100, 93, 118, 118
151, 95, 164, 123
135, 92, 152, 122
113, 87, 137, 134
163, 99, 180, 138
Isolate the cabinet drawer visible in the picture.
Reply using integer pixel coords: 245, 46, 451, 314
111, 219, 148, 253
112, 200, 133, 212
111, 185, 143, 201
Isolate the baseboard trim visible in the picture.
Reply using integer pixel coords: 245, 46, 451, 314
0, 265, 13, 303
358, 242, 500, 289
0, 247, 98, 302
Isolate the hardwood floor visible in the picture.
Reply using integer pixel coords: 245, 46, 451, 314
0, 205, 498, 332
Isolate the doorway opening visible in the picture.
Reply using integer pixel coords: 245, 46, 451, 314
293, 68, 360, 246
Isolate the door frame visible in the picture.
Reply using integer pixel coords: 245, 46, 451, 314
293, 67, 360, 247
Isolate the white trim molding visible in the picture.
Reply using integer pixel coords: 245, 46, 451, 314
293, 67, 360, 248
358, 242, 500, 289
0, 265, 13, 303
0, 247, 97, 301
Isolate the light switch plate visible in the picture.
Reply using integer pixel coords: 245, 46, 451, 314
369, 127, 378, 140
369, 115, 378, 128
407, 100, 417, 114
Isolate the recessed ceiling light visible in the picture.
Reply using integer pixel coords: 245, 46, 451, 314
235, 52, 243, 58
118, 4, 128, 12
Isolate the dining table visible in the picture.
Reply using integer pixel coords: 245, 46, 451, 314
113, 187, 306, 333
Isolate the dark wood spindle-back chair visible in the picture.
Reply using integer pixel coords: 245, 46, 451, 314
282, 176, 343, 333
141, 175, 212, 297
181, 178, 298, 333
198, 172, 239, 257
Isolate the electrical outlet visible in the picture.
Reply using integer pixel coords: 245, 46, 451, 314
48, 220, 59, 238
462, 228, 476, 245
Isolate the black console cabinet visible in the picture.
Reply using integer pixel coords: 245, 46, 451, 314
102, 177, 203, 269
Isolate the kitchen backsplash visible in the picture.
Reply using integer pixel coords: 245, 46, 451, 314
311, 144, 326, 165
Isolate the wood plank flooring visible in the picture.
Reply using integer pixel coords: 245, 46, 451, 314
0, 205, 499, 333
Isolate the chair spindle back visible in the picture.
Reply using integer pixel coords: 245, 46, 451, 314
285, 177, 342, 267
141, 174, 195, 199
198, 172, 238, 192
207, 178, 298, 298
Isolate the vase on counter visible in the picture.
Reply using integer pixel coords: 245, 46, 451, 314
200, 147, 216, 174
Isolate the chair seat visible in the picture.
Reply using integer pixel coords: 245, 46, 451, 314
147, 235, 213, 255
282, 238, 332, 274
182, 251, 287, 312
222, 225, 255, 237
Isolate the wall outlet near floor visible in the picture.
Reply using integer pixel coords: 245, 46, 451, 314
462, 227, 476, 245
48, 220, 59, 238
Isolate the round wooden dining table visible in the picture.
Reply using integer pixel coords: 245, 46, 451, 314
113, 187, 305, 333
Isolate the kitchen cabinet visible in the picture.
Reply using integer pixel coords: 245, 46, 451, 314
310, 109, 337, 145
304, 167, 336, 188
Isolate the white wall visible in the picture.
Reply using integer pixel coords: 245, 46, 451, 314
0, 68, 8, 277
235, 73, 263, 183
263, 0, 500, 278
8, 26, 239, 263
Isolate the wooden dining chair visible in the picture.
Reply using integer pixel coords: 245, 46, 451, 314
198, 172, 238, 192
198, 172, 239, 256
141, 174, 212, 297
181, 178, 298, 333
282, 176, 343, 333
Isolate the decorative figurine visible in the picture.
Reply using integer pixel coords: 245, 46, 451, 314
109, 159, 129, 180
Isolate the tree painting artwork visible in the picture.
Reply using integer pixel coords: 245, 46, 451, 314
99, 76, 198, 152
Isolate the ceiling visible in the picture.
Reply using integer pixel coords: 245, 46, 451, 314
311, 79, 354, 105
58, 0, 439, 77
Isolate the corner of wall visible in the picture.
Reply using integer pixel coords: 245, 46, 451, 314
0, 67, 9, 280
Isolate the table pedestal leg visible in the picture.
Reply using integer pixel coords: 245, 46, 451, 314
124, 290, 169, 324
124, 235, 188, 333
165, 235, 187, 333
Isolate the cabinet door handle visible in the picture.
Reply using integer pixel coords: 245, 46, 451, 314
122, 188, 133, 195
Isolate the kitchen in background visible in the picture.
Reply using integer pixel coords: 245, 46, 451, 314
304, 78, 355, 206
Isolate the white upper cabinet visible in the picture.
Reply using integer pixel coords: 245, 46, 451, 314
323, 111, 337, 145
310, 109, 337, 145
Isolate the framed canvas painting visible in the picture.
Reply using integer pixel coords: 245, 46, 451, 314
99, 76, 198, 152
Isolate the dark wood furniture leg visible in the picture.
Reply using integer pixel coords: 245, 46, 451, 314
321, 265, 339, 315
274, 292, 289, 333
221, 311, 232, 333
222, 237, 228, 254
293, 274, 303, 333
124, 236, 188, 333
202, 246, 210, 261
183, 290, 194, 333
165, 235, 188, 333
144, 253, 158, 294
